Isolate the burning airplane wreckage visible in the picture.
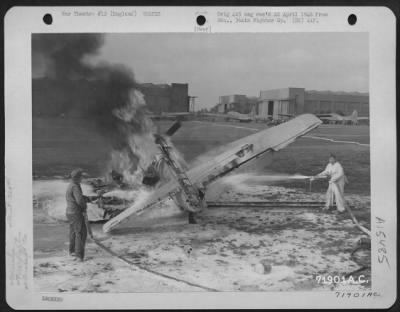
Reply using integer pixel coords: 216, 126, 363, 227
81, 113, 371, 284
84, 114, 323, 233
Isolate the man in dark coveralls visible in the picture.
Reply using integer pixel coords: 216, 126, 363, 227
66, 168, 88, 262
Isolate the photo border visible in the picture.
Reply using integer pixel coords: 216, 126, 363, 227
3, 5, 397, 310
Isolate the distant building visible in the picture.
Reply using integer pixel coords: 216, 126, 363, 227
258, 87, 369, 119
246, 96, 260, 112
32, 78, 190, 117
303, 90, 369, 115
141, 83, 190, 113
217, 95, 258, 114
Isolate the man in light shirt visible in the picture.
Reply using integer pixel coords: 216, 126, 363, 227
313, 154, 349, 213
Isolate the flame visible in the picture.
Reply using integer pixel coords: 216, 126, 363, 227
105, 89, 161, 186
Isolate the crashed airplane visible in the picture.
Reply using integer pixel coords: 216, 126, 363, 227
100, 114, 322, 233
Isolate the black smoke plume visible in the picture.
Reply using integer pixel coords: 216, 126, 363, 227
32, 33, 105, 80
32, 34, 155, 176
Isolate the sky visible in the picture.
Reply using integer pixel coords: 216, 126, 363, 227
95, 32, 368, 110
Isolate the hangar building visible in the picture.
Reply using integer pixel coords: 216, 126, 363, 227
257, 87, 369, 119
141, 83, 190, 114
216, 95, 258, 114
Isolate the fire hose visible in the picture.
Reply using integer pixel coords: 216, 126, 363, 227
308, 176, 371, 279
308, 176, 371, 236
344, 237, 371, 279
82, 213, 219, 292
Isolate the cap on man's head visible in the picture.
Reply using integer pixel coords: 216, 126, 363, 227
70, 168, 86, 179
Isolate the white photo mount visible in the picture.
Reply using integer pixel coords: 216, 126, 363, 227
4, 6, 397, 309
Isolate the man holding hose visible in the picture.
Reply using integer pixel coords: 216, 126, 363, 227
312, 154, 348, 213
66, 168, 89, 262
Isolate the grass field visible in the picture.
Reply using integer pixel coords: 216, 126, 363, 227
33, 117, 370, 195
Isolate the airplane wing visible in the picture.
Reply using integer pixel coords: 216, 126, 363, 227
103, 114, 322, 232
315, 114, 336, 122
187, 114, 321, 185
102, 181, 181, 232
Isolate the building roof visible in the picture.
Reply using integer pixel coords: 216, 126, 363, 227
306, 90, 369, 96
141, 83, 170, 88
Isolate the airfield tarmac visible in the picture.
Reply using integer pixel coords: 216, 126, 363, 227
33, 118, 371, 292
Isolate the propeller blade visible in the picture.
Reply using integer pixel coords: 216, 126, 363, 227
165, 121, 182, 137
